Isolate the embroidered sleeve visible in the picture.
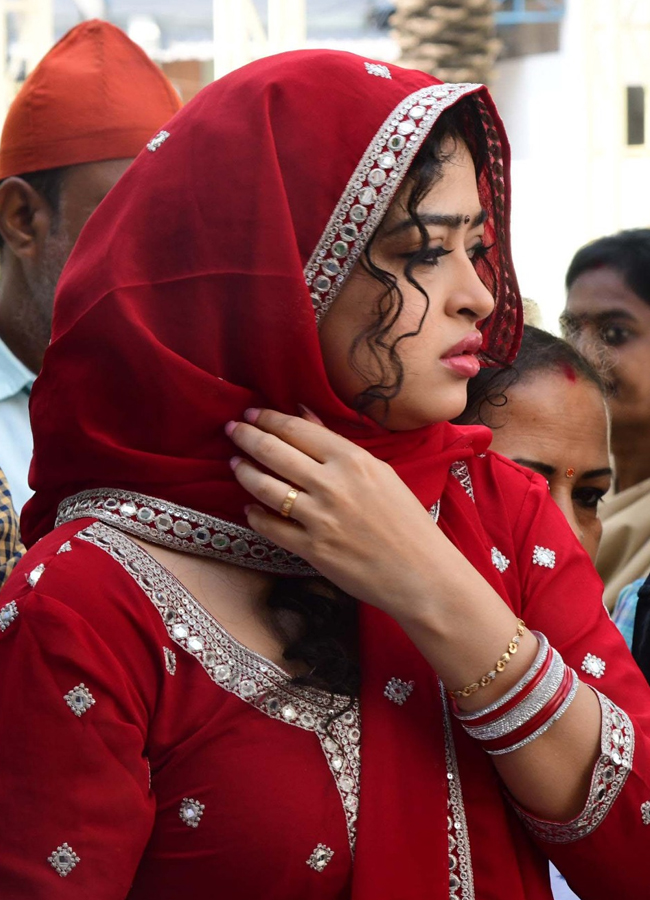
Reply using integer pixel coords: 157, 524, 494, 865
512, 690, 633, 843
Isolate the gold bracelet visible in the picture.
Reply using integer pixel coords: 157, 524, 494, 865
448, 619, 526, 700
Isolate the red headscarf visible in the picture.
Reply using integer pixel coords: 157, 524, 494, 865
22, 49, 519, 554
21, 51, 523, 898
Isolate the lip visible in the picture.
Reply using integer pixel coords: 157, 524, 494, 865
440, 331, 483, 378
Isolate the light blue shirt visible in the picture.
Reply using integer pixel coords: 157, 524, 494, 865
0, 338, 35, 512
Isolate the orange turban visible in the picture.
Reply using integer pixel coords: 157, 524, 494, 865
0, 19, 182, 178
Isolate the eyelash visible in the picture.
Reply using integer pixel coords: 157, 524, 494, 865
404, 242, 494, 268
572, 487, 607, 510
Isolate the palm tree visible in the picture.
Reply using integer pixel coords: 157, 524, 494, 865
391, 0, 502, 85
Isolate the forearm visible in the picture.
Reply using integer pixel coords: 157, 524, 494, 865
392, 535, 602, 822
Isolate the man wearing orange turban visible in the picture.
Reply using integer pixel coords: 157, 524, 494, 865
0, 19, 182, 513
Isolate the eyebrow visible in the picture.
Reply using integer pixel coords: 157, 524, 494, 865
513, 458, 612, 480
561, 309, 637, 327
384, 208, 488, 236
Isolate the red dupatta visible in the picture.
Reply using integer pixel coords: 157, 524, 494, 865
22, 50, 522, 898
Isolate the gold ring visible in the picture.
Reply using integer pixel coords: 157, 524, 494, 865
280, 487, 300, 518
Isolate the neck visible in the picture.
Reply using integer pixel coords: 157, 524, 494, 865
611, 423, 650, 492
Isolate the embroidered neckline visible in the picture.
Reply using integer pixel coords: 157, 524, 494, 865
57, 486, 447, 576
57, 488, 318, 576
76, 521, 361, 854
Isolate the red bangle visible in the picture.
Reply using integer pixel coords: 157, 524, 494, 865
480, 665, 574, 753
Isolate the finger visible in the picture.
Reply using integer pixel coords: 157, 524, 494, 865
245, 504, 312, 561
227, 421, 321, 487
232, 457, 310, 521
243, 408, 352, 463
298, 403, 326, 426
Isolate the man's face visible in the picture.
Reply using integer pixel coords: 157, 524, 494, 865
26, 158, 133, 351
561, 266, 650, 434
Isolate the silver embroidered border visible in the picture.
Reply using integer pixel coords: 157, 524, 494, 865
57, 488, 317, 576
440, 680, 475, 900
450, 462, 475, 503
305, 82, 482, 324
514, 689, 634, 842
76, 521, 361, 854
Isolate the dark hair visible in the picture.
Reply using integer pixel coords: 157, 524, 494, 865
565, 228, 650, 305
454, 324, 607, 427
0, 167, 66, 252
269, 100, 492, 698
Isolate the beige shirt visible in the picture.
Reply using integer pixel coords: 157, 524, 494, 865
597, 475, 650, 611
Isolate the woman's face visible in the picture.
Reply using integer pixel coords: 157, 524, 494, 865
319, 139, 495, 430
485, 371, 611, 562
562, 267, 650, 436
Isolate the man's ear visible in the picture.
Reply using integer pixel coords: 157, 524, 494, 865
0, 177, 54, 259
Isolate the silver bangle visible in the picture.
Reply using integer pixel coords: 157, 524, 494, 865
485, 669, 579, 756
462, 648, 565, 742
454, 632, 549, 722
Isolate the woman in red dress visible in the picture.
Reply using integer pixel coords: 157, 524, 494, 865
0, 50, 648, 899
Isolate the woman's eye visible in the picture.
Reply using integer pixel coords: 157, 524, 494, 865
599, 324, 632, 347
420, 247, 452, 266
467, 241, 494, 266
572, 487, 607, 510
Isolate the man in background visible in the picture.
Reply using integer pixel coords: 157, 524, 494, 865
0, 19, 182, 512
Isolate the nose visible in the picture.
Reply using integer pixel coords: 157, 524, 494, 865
549, 486, 585, 547
449, 260, 496, 322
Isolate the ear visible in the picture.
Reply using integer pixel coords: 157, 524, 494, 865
0, 177, 55, 259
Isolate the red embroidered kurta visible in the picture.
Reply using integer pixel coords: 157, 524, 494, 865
1, 452, 649, 899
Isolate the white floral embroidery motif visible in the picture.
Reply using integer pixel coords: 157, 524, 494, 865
364, 61, 391, 79
57, 541, 72, 554
64, 683, 96, 717
48, 843, 80, 877
164, 646, 177, 675
384, 677, 414, 706
491, 547, 510, 573
306, 844, 334, 872
146, 129, 170, 152
179, 797, 204, 828
26, 563, 45, 586
532, 546, 555, 569
641, 801, 650, 825
0, 600, 19, 631
581, 653, 606, 679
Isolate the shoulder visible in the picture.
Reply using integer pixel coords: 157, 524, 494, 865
465, 449, 551, 523
0, 519, 170, 693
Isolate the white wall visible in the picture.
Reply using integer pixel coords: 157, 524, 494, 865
490, 0, 650, 333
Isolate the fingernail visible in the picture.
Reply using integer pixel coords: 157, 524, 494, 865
225, 420, 238, 437
229, 456, 243, 470
243, 408, 261, 424
297, 403, 324, 425
244, 504, 253, 515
